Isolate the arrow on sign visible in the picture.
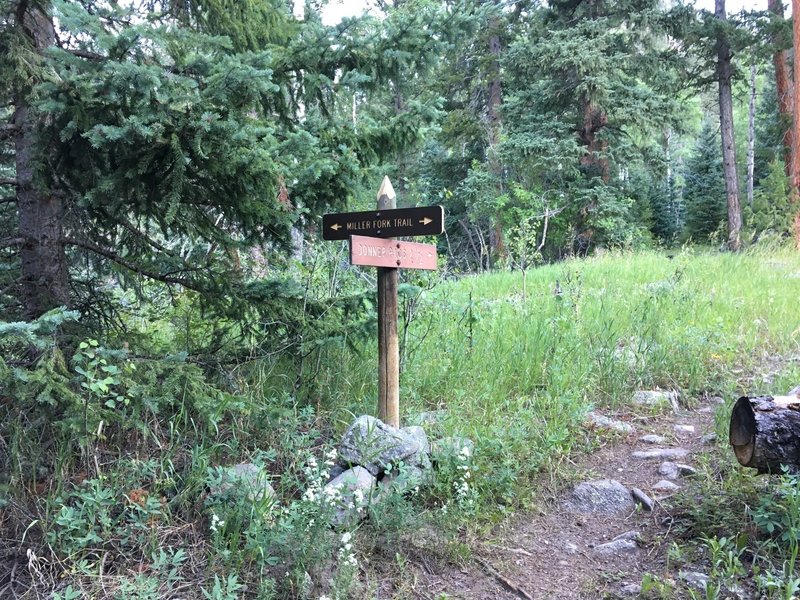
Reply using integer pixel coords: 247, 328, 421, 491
330, 223, 342, 231
419, 217, 432, 225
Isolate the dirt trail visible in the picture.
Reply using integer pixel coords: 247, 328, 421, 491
407, 398, 718, 600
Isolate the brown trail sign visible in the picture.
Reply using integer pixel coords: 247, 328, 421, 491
323, 177, 443, 427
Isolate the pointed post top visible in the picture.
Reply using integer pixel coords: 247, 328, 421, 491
377, 176, 396, 206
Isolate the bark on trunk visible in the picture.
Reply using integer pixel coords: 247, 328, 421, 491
792, 0, 800, 243
487, 6, 505, 264
747, 60, 757, 206
716, 0, 742, 251
769, 0, 794, 175
14, 4, 70, 318
579, 100, 610, 182
730, 395, 800, 473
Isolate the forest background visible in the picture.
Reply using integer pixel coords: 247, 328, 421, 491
4, 0, 800, 598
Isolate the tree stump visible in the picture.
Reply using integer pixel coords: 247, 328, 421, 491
730, 395, 800, 473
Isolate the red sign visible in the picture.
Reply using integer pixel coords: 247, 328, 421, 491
349, 235, 437, 270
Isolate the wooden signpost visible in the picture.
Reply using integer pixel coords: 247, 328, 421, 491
323, 177, 443, 427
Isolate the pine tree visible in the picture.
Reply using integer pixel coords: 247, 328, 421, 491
683, 118, 727, 241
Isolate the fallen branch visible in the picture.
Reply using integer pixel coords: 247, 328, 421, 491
474, 556, 535, 600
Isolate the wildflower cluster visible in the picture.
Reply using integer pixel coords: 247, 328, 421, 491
454, 445, 473, 505
338, 531, 357, 569
301, 450, 341, 510
210, 513, 225, 534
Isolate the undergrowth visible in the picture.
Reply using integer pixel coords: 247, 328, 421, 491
2, 247, 800, 597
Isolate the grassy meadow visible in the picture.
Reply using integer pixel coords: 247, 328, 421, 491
5, 247, 800, 598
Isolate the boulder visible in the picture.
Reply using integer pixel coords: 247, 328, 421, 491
323, 466, 376, 527
632, 390, 680, 412
586, 412, 635, 434
338, 415, 423, 476
564, 479, 634, 515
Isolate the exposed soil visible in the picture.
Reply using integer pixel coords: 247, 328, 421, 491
400, 398, 720, 600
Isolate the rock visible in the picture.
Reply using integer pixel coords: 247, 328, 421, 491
338, 415, 423, 476
639, 434, 667, 444
564, 479, 635, 515
632, 390, 680, 412
562, 541, 579, 554
631, 487, 654, 511
592, 539, 638, 557
674, 424, 695, 434
679, 571, 710, 591
401, 425, 432, 469
652, 480, 680, 493
619, 583, 642, 596
658, 461, 679, 479
208, 463, 276, 504
324, 466, 376, 527
632, 448, 689, 460
708, 396, 725, 405
702, 433, 718, 445
676, 463, 697, 477
586, 412, 635, 433
612, 530, 641, 542
378, 464, 430, 498
327, 464, 346, 482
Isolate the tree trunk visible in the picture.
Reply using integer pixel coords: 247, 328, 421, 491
792, 0, 800, 244
747, 60, 757, 206
716, 0, 742, 251
487, 6, 505, 264
730, 395, 800, 473
579, 99, 610, 182
769, 0, 793, 175
14, 4, 70, 318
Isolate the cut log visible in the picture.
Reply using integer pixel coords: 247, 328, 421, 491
730, 395, 800, 473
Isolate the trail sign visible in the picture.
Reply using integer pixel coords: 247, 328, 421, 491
322, 205, 444, 240
350, 235, 437, 270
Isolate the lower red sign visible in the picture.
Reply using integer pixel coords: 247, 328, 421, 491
349, 235, 437, 270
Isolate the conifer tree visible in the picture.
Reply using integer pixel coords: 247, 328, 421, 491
683, 118, 727, 241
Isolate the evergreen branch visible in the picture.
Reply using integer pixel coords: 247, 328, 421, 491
0, 197, 16, 204
62, 237, 206, 291
0, 237, 25, 250
0, 178, 18, 187
67, 48, 105, 61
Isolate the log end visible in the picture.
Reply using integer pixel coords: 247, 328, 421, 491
730, 395, 757, 467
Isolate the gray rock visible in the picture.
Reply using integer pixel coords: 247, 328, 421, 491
676, 463, 697, 477
586, 412, 635, 433
324, 466, 376, 527
208, 463, 276, 504
631, 487, 654, 511
564, 479, 634, 515
378, 464, 430, 498
632, 390, 680, 412
327, 464, 346, 482
639, 434, 667, 444
592, 539, 638, 557
612, 530, 641, 542
702, 433, 718, 445
619, 583, 642, 596
632, 448, 689, 460
401, 425, 432, 469
562, 541, 579, 554
658, 461, 679, 479
338, 415, 422, 476
653, 480, 680, 493
679, 571, 710, 591
674, 424, 695, 434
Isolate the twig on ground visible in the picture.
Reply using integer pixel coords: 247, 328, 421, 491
474, 555, 535, 600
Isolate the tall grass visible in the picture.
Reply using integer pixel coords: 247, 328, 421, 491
246, 247, 800, 510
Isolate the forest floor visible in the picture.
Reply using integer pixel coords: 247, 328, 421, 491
393, 395, 721, 600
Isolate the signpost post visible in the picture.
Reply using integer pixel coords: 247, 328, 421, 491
322, 177, 443, 427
